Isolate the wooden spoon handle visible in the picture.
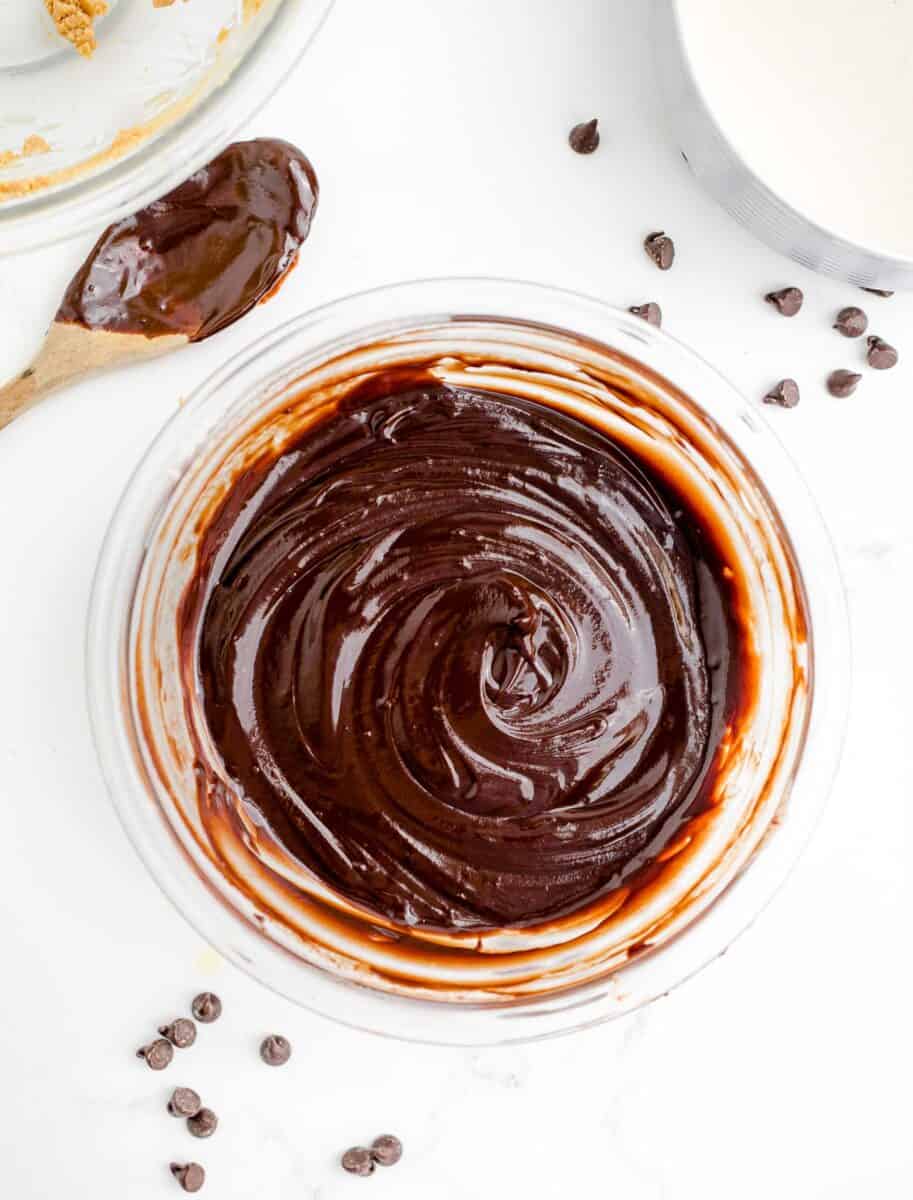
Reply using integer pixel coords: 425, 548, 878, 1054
0, 370, 42, 428
0, 323, 188, 431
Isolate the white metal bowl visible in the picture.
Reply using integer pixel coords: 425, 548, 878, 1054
653, 0, 913, 290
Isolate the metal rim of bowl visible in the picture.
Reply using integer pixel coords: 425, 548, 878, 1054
653, 0, 913, 290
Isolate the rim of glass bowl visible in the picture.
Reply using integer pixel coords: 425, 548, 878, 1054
86, 278, 850, 1046
0, 0, 335, 257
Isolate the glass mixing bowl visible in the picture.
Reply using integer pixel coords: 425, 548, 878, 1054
0, 0, 334, 255
87, 279, 850, 1045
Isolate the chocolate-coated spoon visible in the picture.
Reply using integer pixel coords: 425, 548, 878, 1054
0, 138, 318, 431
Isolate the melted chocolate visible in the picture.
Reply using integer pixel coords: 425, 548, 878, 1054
187, 380, 742, 931
57, 139, 318, 343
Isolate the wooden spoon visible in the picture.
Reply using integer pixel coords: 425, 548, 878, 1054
0, 137, 318, 432
0, 324, 186, 430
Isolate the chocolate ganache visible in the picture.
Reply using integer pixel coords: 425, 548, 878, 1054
185, 376, 743, 932
57, 139, 318, 343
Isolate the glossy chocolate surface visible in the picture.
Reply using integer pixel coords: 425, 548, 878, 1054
57, 139, 318, 343
183, 377, 744, 931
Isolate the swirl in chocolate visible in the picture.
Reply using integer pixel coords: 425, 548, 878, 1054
188, 380, 742, 932
56, 139, 318, 343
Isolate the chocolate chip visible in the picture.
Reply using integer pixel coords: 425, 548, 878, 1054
866, 335, 898, 369
568, 118, 600, 154
644, 231, 674, 270
764, 286, 803, 317
341, 1147, 375, 1177
371, 1135, 403, 1167
168, 1088, 202, 1118
827, 369, 861, 397
259, 1034, 292, 1066
190, 993, 222, 1024
628, 302, 662, 327
763, 379, 800, 409
170, 1162, 205, 1193
159, 1019, 197, 1049
833, 306, 868, 338
21, 367, 35, 380
187, 1107, 218, 1139
861, 287, 894, 297
137, 1038, 174, 1070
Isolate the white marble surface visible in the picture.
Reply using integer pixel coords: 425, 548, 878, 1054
1, 2, 911, 1196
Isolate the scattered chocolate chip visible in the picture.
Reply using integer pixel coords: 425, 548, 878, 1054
137, 1038, 174, 1070
341, 1147, 376, 1177
159, 1019, 197, 1049
764, 286, 803, 317
866, 335, 898, 369
190, 993, 222, 1024
827, 369, 861, 397
644, 230, 674, 270
833, 306, 868, 338
187, 1107, 218, 1139
170, 1162, 205, 1193
628, 302, 662, 327
861, 287, 894, 297
568, 118, 600, 155
763, 379, 800, 409
168, 1088, 202, 1119
371, 1135, 403, 1167
21, 367, 35, 379
259, 1034, 292, 1066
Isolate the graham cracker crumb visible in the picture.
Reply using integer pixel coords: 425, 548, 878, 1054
22, 135, 51, 157
0, 135, 51, 169
45, 0, 109, 58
